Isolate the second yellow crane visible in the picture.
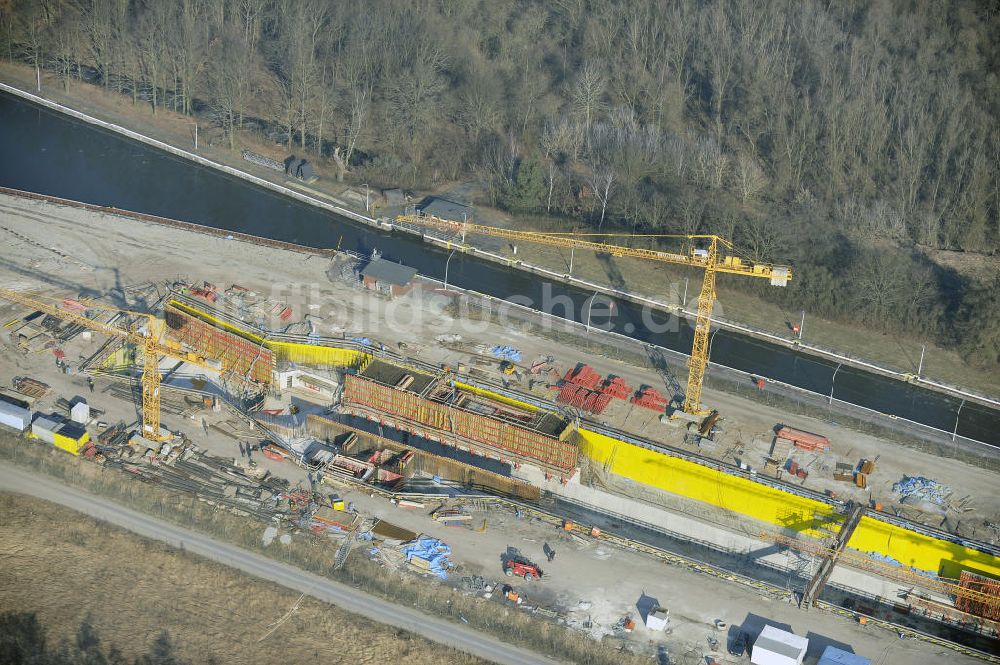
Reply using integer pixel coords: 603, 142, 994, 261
0, 288, 215, 441
396, 213, 792, 416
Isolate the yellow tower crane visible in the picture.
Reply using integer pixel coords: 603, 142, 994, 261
396, 214, 792, 415
0, 288, 213, 441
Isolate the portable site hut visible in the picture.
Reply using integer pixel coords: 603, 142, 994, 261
645, 607, 669, 631
359, 258, 418, 298
31, 415, 64, 444
751, 625, 808, 665
0, 400, 31, 432
55, 422, 90, 455
31, 415, 89, 455
817, 646, 870, 665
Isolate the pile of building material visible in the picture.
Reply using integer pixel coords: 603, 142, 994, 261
489, 345, 522, 362
893, 476, 950, 506
241, 149, 284, 172
631, 386, 669, 411
432, 506, 472, 525
400, 536, 454, 580
600, 375, 632, 400
12, 376, 50, 399
564, 364, 602, 390
556, 383, 611, 414
303, 505, 358, 538
774, 426, 830, 452
557, 366, 634, 414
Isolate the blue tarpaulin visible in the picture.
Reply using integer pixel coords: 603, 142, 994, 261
489, 345, 521, 362
401, 536, 453, 580
818, 646, 870, 665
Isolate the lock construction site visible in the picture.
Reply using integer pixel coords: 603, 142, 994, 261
0, 90, 999, 663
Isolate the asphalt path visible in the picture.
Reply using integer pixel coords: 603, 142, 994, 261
0, 463, 562, 665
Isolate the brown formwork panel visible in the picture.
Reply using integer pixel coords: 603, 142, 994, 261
343, 375, 577, 472
305, 414, 541, 501
956, 570, 1000, 621
165, 307, 273, 383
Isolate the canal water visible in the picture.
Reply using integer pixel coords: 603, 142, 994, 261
0, 91, 997, 446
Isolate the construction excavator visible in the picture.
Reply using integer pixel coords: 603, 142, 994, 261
395, 213, 792, 420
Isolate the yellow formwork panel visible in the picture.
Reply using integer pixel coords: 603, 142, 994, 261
577, 427, 1000, 579
576, 428, 838, 536
454, 382, 542, 412
269, 341, 371, 369
101, 347, 132, 368
167, 300, 372, 370
848, 517, 1000, 579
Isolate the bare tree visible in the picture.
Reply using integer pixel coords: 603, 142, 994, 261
733, 151, 768, 202
587, 159, 616, 230
572, 61, 605, 140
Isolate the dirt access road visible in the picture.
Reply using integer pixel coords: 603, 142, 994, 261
0, 462, 559, 665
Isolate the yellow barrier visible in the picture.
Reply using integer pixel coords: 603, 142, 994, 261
577, 428, 839, 536
848, 517, 1000, 579
576, 428, 1000, 578
166, 300, 371, 371
268, 341, 371, 370
454, 382, 541, 412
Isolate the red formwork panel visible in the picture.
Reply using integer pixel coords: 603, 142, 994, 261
775, 427, 830, 451
344, 375, 577, 473
600, 375, 632, 400
631, 386, 669, 411
564, 364, 603, 390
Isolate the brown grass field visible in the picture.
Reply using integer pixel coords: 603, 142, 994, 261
0, 491, 486, 665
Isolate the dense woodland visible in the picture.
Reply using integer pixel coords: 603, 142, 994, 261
2, 0, 999, 370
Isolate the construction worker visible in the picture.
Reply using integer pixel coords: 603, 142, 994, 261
87, 377, 95, 393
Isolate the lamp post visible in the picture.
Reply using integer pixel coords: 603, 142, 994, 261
952, 399, 965, 442
683, 277, 689, 307
829, 363, 842, 405
443, 249, 457, 291
584, 291, 599, 333
798, 310, 805, 340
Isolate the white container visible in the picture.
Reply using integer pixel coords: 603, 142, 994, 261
0, 401, 31, 432
31, 415, 64, 444
71, 400, 90, 424
645, 607, 669, 631
751, 625, 808, 665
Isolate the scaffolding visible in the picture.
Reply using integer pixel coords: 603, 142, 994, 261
341, 372, 577, 474
763, 531, 1000, 621
164, 304, 273, 384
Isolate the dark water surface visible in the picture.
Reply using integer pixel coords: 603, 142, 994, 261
0, 91, 996, 446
